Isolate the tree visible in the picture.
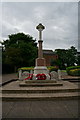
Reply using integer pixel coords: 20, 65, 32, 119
55, 49, 67, 69
66, 46, 77, 66
76, 52, 80, 65
55, 46, 77, 69
2, 33, 38, 73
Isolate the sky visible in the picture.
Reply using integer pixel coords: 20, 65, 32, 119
1, 1, 79, 51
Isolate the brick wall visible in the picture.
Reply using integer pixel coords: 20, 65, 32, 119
43, 54, 58, 66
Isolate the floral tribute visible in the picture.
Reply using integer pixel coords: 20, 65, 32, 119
24, 74, 33, 80
36, 73, 46, 80
24, 73, 47, 80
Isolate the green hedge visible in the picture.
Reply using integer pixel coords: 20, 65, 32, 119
47, 66, 58, 72
18, 67, 34, 73
66, 66, 80, 76
18, 66, 58, 73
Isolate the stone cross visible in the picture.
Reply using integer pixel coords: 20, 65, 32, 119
36, 23, 45, 58
35, 23, 46, 66
34, 23, 48, 75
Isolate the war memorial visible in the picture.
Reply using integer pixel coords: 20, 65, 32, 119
1, 24, 80, 119
2, 23, 79, 99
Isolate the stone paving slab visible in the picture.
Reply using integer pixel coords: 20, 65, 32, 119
2, 100, 79, 118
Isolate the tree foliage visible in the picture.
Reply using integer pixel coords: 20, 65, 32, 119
54, 46, 78, 69
2, 33, 38, 73
76, 53, 80, 66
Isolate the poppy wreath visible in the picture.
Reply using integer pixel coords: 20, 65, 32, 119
24, 74, 33, 80
36, 73, 46, 80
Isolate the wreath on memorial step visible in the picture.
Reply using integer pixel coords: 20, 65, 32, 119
36, 73, 46, 80
24, 74, 33, 80
24, 73, 46, 80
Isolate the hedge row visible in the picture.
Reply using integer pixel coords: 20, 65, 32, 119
47, 66, 58, 72
18, 66, 58, 72
66, 66, 80, 76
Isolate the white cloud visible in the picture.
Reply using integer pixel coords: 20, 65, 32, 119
1, 0, 79, 2
1, 2, 78, 51
34, 6, 47, 21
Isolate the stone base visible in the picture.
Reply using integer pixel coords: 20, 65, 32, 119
34, 66, 50, 80
35, 58, 46, 66
34, 66, 48, 74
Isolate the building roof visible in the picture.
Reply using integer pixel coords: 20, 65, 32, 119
43, 49, 56, 55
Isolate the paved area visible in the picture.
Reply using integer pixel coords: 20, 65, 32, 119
2, 73, 18, 84
2, 100, 79, 118
1, 73, 80, 119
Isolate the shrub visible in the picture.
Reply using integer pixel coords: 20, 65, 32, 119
18, 67, 34, 72
18, 66, 59, 73
66, 66, 80, 76
47, 66, 58, 72
69, 69, 80, 76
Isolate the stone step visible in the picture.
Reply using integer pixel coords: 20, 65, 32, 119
25, 79, 57, 83
19, 82, 63, 87
2, 87, 80, 94
1, 92, 80, 101
2, 81, 79, 101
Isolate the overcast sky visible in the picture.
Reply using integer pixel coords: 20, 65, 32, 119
1, 2, 79, 51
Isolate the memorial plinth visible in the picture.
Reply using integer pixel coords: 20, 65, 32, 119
34, 23, 49, 75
